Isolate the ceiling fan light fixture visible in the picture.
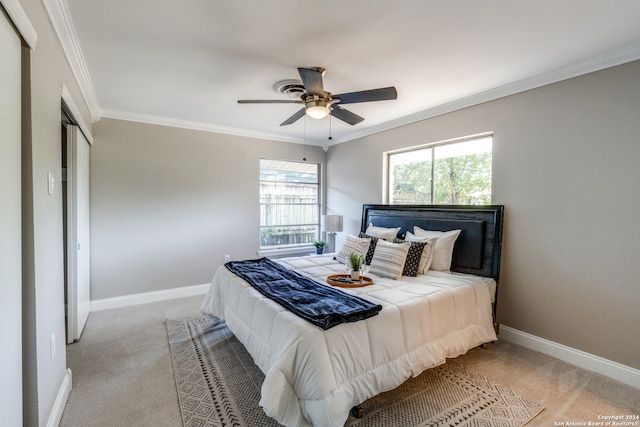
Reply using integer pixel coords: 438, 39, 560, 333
305, 99, 331, 119
238, 67, 396, 126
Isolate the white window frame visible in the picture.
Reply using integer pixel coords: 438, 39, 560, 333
384, 133, 493, 205
259, 159, 321, 256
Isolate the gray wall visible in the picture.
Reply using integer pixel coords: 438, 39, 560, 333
17, 0, 94, 424
90, 119, 326, 299
327, 60, 640, 370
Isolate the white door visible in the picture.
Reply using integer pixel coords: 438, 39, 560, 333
67, 124, 91, 343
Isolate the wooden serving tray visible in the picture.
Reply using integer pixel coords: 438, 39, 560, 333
327, 274, 373, 288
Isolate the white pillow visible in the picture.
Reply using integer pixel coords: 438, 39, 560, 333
335, 234, 371, 266
368, 239, 411, 280
404, 231, 437, 274
365, 223, 401, 241
412, 227, 462, 272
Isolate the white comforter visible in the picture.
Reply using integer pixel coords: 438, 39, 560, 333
200, 254, 497, 427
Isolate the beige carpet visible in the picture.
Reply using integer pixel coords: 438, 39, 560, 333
59, 296, 640, 427
167, 316, 544, 427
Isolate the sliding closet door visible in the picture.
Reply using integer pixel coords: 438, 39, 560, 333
0, 8, 24, 424
66, 124, 91, 343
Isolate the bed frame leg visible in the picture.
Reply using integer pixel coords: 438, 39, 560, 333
351, 405, 364, 418
480, 343, 489, 349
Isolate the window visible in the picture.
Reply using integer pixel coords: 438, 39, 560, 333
260, 159, 320, 249
387, 135, 492, 205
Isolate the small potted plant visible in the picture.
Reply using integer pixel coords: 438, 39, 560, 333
313, 240, 326, 254
349, 252, 365, 280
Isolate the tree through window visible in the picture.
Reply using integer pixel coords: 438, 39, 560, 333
388, 135, 492, 205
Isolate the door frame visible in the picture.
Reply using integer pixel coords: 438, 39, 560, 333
61, 94, 93, 343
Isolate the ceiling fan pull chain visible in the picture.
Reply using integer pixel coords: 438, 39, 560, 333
302, 115, 307, 161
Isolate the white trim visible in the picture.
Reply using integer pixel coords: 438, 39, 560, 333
0, 0, 37, 48
499, 325, 640, 390
62, 84, 94, 144
257, 245, 317, 258
91, 283, 210, 312
330, 43, 640, 146
42, 0, 100, 121
99, 108, 317, 146
46, 368, 72, 427
38, 1, 640, 148
101, 42, 640, 148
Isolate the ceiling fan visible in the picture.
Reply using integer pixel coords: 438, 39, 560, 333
237, 67, 397, 126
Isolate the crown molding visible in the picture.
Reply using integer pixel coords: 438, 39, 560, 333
99, 108, 326, 146
62, 83, 93, 144
1, 0, 37, 48
330, 43, 640, 146
38, 0, 640, 148
103, 42, 640, 147
42, 0, 99, 122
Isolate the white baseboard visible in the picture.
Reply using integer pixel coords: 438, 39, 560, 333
91, 283, 210, 312
499, 325, 640, 390
46, 368, 72, 427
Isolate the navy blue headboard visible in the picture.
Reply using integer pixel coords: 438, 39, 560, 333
361, 205, 504, 281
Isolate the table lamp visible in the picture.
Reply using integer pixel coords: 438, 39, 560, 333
321, 215, 343, 253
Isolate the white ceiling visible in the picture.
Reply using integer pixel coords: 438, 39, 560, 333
61, 0, 640, 147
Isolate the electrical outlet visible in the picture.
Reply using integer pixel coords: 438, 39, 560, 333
50, 333, 56, 359
224, 254, 230, 263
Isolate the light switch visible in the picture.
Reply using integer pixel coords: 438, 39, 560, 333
48, 172, 54, 195
50, 333, 56, 359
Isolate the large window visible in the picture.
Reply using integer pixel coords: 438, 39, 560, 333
387, 135, 492, 205
260, 159, 320, 249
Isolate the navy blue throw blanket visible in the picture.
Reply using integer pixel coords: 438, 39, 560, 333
225, 258, 382, 330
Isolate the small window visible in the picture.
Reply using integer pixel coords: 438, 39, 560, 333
387, 135, 492, 205
260, 159, 320, 249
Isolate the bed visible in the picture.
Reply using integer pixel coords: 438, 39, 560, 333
201, 204, 504, 427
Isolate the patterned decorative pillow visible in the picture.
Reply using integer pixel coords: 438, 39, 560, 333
368, 239, 411, 280
393, 238, 428, 277
404, 232, 437, 274
335, 234, 371, 266
365, 224, 401, 241
358, 232, 379, 265
412, 228, 462, 272
417, 240, 436, 274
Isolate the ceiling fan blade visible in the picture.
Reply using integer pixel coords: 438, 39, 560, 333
298, 67, 325, 97
333, 86, 397, 105
238, 99, 301, 104
330, 105, 364, 125
280, 108, 307, 126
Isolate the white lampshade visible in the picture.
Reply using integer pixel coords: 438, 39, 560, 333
305, 98, 331, 119
321, 215, 343, 233
306, 105, 330, 119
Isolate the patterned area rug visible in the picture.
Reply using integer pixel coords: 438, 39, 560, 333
166, 316, 543, 427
